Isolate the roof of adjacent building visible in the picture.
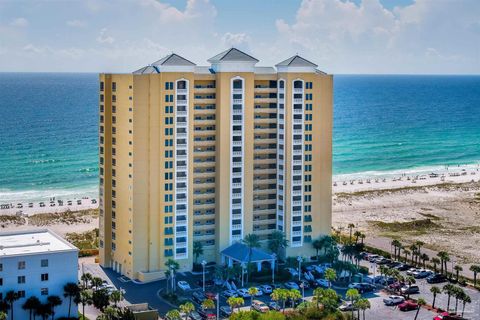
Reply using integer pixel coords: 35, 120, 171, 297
208, 48, 259, 63
132, 65, 159, 74
221, 242, 275, 263
276, 55, 318, 67
152, 53, 196, 66
0, 229, 78, 257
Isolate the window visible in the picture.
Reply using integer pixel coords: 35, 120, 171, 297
165, 249, 173, 257
18, 261, 25, 270
41, 259, 48, 267
41, 273, 49, 281
18, 290, 26, 298
0, 278, 3, 286
40, 288, 48, 296
100, 82, 104, 91
18, 276, 26, 284
0, 263, 2, 271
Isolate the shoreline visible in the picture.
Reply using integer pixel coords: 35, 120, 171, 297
1, 164, 479, 216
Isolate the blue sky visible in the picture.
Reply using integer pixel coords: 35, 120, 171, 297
0, 0, 478, 74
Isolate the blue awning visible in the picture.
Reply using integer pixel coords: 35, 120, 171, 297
220, 242, 274, 263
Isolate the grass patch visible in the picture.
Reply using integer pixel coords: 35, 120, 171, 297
370, 218, 439, 233
0, 215, 26, 226
28, 208, 98, 226
65, 228, 99, 250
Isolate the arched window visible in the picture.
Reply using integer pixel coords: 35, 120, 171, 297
279, 80, 285, 89
293, 80, 303, 89
233, 79, 243, 89
177, 80, 187, 90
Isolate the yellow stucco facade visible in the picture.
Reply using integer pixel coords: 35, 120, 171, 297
98, 49, 332, 281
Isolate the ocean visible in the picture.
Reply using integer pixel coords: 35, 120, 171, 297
0, 73, 479, 203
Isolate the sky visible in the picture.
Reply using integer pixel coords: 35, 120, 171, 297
0, 0, 479, 74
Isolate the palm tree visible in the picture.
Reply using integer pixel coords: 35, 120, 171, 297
36, 303, 52, 320
91, 277, 104, 291
0, 312, 6, 320
47, 295, 62, 320
453, 286, 465, 313
414, 297, 426, 320
4, 291, 19, 320
193, 241, 204, 264
415, 241, 425, 263
312, 238, 323, 262
355, 298, 370, 320
312, 288, 325, 309
469, 265, 480, 287
80, 272, 93, 289
405, 276, 416, 299
443, 283, 455, 311
63, 282, 80, 318
248, 287, 259, 307
420, 253, 429, 269
165, 309, 182, 320
430, 286, 441, 309
460, 293, 471, 317
287, 289, 302, 308
179, 302, 195, 320
431, 258, 441, 273
346, 288, 360, 320
347, 223, 355, 242
353, 231, 362, 244
454, 265, 463, 282
226, 296, 243, 313
409, 244, 418, 265
271, 288, 287, 313
324, 268, 336, 288
201, 299, 215, 311
437, 251, 450, 275
110, 290, 123, 308
268, 230, 288, 259
22, 296, 40, 320
403, 248, 411, 263
242, 233, 260, 283
79, 289, 93, 319
391, 240, 401, 260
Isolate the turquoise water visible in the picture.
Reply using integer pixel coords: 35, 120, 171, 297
0, 73, 479, 203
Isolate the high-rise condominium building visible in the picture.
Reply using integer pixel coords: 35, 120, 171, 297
99, 48, 332, 281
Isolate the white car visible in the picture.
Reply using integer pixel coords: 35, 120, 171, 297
383, 295, 405, 306
237, 288, 251, 298
284, 282, 300, 290
316, 279, 330, 288
177, 281, 191, 291
259, 285, 272, 294
413, 269, 433, 279
285, 268, 299, 277
406, 268, 420, 276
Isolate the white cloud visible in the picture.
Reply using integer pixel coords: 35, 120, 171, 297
96, 28, 115, 44
221, 32, 250, 49
10, 17, 28, 27
274, 0, 480, 74
138, 0, 217, 23
67, 20, 87, 28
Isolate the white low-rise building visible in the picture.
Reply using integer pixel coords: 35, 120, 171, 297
0, 229, 78, 319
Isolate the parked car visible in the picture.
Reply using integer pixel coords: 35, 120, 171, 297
197, 309, 216, 320
413, 269, 433, 279
222, 290, 237, 298
251, 300, 269, 313
433, 312, 468, 320
236, 288, 251, 298
388, 281, 405, 292
383, 295, 405, 306
400, 285, 420, 295
219, 306, 232, 317
178, 281, 191, 291
192, 291, 206, 304
406, 268, 420, 276
398, 300, 418, 311
268, 301, 281, 311
204, 292, 217, 300
394, 263, 411, 271
297, 280, 310, 289
259, 285, 273, 294
285, 268, 299, 277
427, 273, 448, 284
284, 281, 300, 290
348, 283, 375, 293
366, 254, 380, 262
339, 302, 357, 311
315, 278, 330, 288
189, 311, 203, 320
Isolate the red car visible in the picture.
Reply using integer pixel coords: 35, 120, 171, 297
434, 312, 467, 320
398, 300, 418, 311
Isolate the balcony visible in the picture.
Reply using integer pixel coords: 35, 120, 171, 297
232, 99, 243, 104
293, 98, 303, 104
194, 97, 216, 104
293, 88, 303, 94
194, 87, 216, 93
254, 97, 277, 104
254, 87, 277, 93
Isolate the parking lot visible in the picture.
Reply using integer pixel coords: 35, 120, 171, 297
79, 256, 480, 320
